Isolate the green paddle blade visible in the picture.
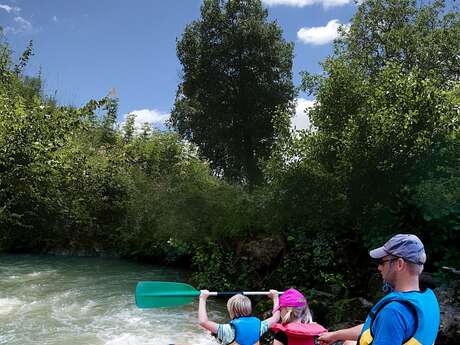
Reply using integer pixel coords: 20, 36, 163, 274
135, 281, 200, 308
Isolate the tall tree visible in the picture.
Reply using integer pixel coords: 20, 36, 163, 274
171, 0, 294, 184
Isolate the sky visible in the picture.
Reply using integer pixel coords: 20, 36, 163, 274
0, 0, 357, 131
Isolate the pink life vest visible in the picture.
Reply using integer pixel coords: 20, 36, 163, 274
271, 322, 327, 345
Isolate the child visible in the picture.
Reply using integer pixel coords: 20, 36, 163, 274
198, 289, 280, 345
271, 288, 327, 345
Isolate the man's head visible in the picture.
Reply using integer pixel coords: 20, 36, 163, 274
370, 234, 426, 288
370, 234, 426, 265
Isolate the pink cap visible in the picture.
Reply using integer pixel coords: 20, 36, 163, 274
274, 288, 307, 311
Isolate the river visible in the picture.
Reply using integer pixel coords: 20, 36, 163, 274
0, 254, 226, 345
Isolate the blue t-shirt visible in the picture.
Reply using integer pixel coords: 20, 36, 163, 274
371, 301, 416, 345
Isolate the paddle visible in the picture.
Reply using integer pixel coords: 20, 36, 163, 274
135, 281, 279, 308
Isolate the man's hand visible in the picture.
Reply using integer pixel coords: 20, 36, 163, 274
318, 331, 339, 345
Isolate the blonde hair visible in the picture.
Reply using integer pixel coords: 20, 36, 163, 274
281, 305, 313, 325
227, 294, 252, 319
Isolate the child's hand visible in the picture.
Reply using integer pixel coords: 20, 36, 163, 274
268, 289, 279, 299
200, 289, 210, 299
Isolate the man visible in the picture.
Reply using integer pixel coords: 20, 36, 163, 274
318, 234, 440, 345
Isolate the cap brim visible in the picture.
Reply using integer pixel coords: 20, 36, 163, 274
369, 247, 387, 259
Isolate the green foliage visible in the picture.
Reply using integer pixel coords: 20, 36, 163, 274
1, 3, 459, 330
261, 0, 460, 303
119, 131, 254, 257
406, 134, 460, 268
191, 241, 238, 291
0, 39, 250, 256
342, 0, 460, 82
0, 39, 86, 250
273, 231, 366, 295
171, 0, 295, 185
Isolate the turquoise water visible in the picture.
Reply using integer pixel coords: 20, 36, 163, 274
0, 255, 226, 345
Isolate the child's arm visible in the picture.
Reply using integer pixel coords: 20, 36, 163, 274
198, 290, 219, 334
264, 289, 280, 327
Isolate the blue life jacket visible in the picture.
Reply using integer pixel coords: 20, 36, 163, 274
229, 316, 261, 345
357, 289, 440, 345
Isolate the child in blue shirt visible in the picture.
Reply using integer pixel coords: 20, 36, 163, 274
198, 289, 280, 345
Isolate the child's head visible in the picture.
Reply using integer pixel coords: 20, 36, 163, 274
276, 288, 312, 324
227, 294, 252, 319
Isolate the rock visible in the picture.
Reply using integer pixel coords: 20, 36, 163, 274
437, 303, 460, 344
236, 236, 285, 271
436, 280, 460, 345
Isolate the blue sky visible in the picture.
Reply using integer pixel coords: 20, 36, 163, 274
1, 0, 357, 130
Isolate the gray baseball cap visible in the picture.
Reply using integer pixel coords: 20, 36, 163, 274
369, 234, 426, 265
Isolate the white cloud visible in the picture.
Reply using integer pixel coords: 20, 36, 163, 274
0, 4, 20, 13
4, 15, 34, 34
262, 0, 352, 9
297, 19, 349, 45
292, 98, 315, 131
14, 16, 32, 30
52, 15, 58, 22
121, 109, 170, 132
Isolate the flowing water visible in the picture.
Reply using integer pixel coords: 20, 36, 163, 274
0, 254, 226, 345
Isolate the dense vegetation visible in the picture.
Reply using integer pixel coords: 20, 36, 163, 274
0, 35, 248, 259
1, 0, 459, 328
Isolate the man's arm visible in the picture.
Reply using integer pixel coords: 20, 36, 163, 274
318, 324, 363, 345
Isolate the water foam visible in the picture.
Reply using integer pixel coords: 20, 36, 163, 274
0, 255, 227, 345
0, 297, 22, 316
100, 331, 217, 345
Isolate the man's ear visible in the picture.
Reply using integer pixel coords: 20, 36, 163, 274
396, 258, 406, 271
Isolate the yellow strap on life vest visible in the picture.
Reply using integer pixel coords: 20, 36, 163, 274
358, 329, 373, 345
358, 330, 422, 345
403, 338, 422, 345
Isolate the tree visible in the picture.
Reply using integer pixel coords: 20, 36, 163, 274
341, 0, 460, 83
99, 96, 119, 145
301, 0, 460, 216
171, 0, 295, 185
